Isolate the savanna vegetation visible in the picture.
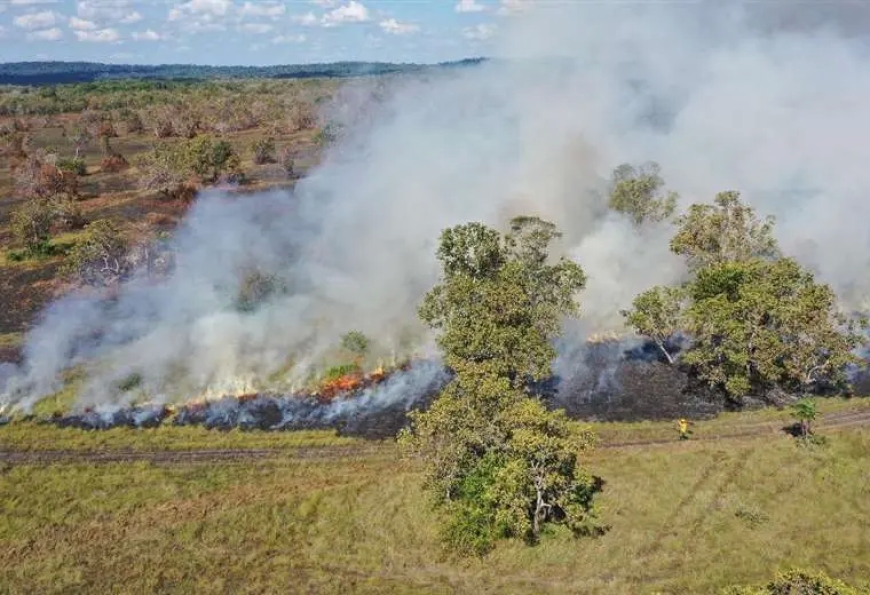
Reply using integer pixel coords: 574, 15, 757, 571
2, 72, 870, 595
0, 77, 343, 353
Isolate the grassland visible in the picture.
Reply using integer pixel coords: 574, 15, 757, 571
2, 410, 869, 594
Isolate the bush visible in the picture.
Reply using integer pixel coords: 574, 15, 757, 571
63, 219, 131, 287
56, 157, 87, 176
251, 137, 276, 165
278, 146, 295, 178
50, 194, 84, 231
9, 199, 54, 253
120, 108, 144, 134
722, 567, 864, 594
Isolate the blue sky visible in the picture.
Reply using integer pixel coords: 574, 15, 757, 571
0, 0, 525, 65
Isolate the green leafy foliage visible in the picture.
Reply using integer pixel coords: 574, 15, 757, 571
607, 162, 678, 226
682, 258, 863, 400
791, 398, 818, 438
625, 187, 865, 401
624, 191, 864, 403
400, 216, 600, 555
321, 363, 361, 382
620, 285, 685, 363
251, 137, 276, 165
722, 567, 865, 595
9, 198, 55, 253
138, 134, 241, 197
340, 331, 370, 360
63, 219, 131, 287
56, 157, 86, 176
670, 191, 780, 271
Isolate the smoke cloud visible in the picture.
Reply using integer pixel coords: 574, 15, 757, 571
3, 1, 870, 412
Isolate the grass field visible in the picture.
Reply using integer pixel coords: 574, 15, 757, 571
2, 402, 870, 594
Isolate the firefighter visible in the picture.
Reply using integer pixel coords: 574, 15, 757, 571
678, 418, 690, 440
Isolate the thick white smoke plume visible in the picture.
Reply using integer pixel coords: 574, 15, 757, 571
3, 1, 870, 412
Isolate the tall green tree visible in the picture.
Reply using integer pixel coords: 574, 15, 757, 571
400, 216, 601, 555
670, 190, 780, 271
682, 258, 863, 399
607, 162, 678, 226
620, 285, 685, 364
623, 191, 865, 403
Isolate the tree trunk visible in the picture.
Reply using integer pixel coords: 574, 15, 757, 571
656, 339, 675, 365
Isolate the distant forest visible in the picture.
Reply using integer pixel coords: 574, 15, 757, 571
0, 59, 487, 86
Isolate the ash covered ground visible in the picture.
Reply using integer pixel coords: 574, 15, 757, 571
34, 341, 739, 439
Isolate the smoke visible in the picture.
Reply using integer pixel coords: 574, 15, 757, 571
4, 1, 870, 413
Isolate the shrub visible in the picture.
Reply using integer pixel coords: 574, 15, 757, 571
9, 199, 54, 253
63, 219, 131, 287
56, 157, 87, 177
722, 567, 863, 595
278, 146, 295, 178
251, 137, 276, 165
50, 194, 85, 231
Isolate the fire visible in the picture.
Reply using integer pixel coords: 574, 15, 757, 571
313, 364, 394, 403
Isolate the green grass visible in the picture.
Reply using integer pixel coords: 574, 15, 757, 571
1, 417, 869, 593
593, 396, 870, 445
0, 422, 359, 452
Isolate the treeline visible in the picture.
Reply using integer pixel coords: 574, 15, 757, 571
0, 78, 335, 116
0, 59, 487, 87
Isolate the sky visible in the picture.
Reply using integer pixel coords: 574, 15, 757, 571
0, 0, 527, 65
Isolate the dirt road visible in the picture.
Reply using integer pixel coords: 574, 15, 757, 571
2, 408, 869, 466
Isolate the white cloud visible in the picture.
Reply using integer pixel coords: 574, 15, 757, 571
310, 0, 336, 6
69, 16, 97, 30
291, 12, 318, 26
238, 23, 272, 34
77, 1, 141, 24
455, 0, 486, 13
13, 10, 59, 30
0, 25, 6, 39
74, 27, 120, 42
238, 1, 285, 19
120, 11, 142, 24
463, 22, 496, 40
496, 0, 529, 16
168, 0, 231, 20
272, 33, 306, 44
379, 18, 419, 36
132, 29, 161, 41
322, 1, 369, 26
26, 27, 63, 41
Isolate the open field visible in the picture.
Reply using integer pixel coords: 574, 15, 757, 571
2, 408, 869, 594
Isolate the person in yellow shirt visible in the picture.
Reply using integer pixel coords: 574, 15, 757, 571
678, 418, 689, 440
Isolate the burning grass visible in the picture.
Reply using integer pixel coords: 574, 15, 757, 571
1, 423, 869, 593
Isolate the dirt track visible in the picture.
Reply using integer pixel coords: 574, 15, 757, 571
2, 409, 869, 466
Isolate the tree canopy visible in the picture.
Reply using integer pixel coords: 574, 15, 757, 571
669, 190, 780, 271
622, 190, 865, 403
400, 216, 602, 555
607, 162, 678, 226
